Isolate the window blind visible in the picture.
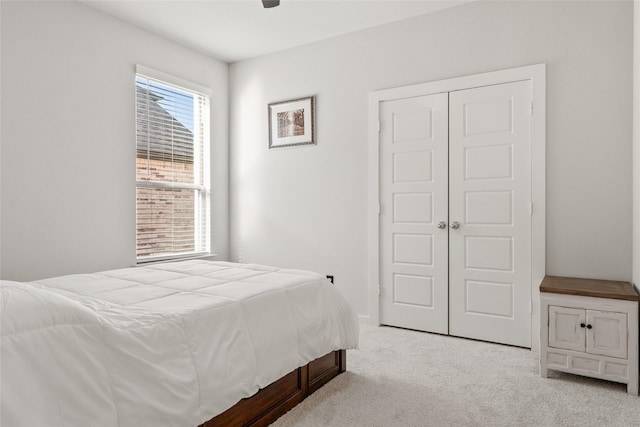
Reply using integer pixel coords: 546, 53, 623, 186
135, 73, 210, 262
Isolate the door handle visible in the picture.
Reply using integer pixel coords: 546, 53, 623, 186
437, 221, 447, 229
450, 221, 461, 230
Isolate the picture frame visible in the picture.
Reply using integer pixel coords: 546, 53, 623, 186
268, 96, 315, 149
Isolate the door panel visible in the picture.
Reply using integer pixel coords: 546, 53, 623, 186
394, 234, 433, 265
393, 151, 433, 183
394, 193, 433, 223
465, 280, 514, 317
465, 191, 513, 225
464, 144, 513, 180
380, 94, 449, 334
465, 236, 513, 271
394, 274, 434, 307
449, 80, 532, 347
463, 97, 513, 135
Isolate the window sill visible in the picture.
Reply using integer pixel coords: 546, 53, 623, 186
134, 253, 218, 267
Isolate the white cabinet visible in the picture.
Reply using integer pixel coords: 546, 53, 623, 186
540, 276, 639, 395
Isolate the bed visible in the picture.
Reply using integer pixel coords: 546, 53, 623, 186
0, 260, 359, 426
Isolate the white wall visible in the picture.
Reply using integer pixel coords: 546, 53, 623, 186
0, 1, 229, 280
634, 0, 640, 291
230, 0, 634, 318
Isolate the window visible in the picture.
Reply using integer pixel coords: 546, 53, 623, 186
135, 67, 210, 262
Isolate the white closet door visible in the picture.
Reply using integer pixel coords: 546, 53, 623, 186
379, 93, 449, 334
448, 80, 532, 347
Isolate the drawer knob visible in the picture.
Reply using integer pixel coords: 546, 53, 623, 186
586, 324, 592, 329
580, 323, 586, 328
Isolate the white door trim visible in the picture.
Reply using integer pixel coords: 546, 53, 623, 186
367, 63, 546, 352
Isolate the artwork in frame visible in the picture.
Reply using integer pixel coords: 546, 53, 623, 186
268, 96, 315, 149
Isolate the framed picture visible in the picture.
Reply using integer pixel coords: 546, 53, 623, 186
268, 96, 315, 149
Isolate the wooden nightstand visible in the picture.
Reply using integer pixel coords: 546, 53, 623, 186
540, 276, 639, 394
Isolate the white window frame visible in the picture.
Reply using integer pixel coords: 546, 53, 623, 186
135, 65, 212, 264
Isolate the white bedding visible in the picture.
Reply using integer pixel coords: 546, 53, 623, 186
0, 260, 359, 426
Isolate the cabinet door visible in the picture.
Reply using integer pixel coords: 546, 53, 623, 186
549, 306, 585, 352
586, 310, 627, 359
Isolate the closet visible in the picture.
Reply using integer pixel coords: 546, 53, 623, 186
378, 79, 533, 347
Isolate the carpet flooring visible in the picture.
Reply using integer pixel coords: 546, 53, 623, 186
273, 324, 640, 426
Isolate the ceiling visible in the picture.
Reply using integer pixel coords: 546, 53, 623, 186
81, 0, 470, 63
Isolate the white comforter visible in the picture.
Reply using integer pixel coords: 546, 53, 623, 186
0, 260, 359, 427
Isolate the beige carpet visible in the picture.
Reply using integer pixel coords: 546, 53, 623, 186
273, 324, 640, 426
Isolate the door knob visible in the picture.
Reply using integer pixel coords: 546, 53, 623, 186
450, 221, 461, 229
437, 221, 447, 229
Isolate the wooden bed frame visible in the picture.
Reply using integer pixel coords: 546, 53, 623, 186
200, 350, 346, 427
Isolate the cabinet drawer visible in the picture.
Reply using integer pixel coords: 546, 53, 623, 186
604, 361, 628, 379
544, 349, 631, 382
572, 354, 600, 374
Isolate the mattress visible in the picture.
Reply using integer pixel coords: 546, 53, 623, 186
0, 260, 359, 426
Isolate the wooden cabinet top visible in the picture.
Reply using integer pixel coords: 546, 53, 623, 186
540, 276, 639, 301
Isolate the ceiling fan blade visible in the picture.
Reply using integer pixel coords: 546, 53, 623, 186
262, 0, 280, 8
